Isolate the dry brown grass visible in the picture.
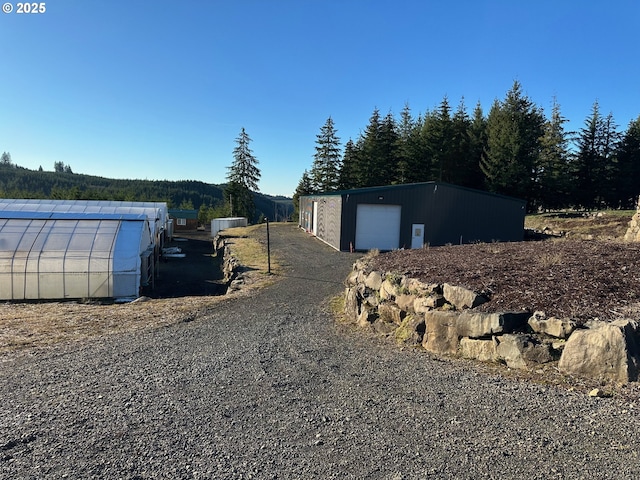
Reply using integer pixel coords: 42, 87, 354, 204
219, 224, 283, 275
525, 210, 635, 240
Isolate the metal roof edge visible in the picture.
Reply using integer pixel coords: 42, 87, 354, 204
300, 181, 526, 205
0, 211, 149, 221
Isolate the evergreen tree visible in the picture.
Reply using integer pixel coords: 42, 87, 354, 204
395, 106, 427, 184
425, 96, 454, 182
537, 98, 571, 209
395, 104, 414, 184
600, 112, 622, 207
467, 102, 487, 190
570, 102, 619, 208
481, 81, 544, 206
378, 112, 399, 185
449, 98, 476, 187
338, 138, 360, 190
54, 161, 65, 173
225, 127, 261, 220
615, 116, 640, 208
293, 169, 314, 218
310, 117, 342, 192
1, 152, 12, 166
358, 108, 383, 187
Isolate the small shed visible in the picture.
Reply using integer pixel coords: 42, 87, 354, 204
211, 217, 248, 237
299, 182, 526, 251
0, 211, 153, 300
168, 209, 199, 231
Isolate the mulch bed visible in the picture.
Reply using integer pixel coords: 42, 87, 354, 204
368, 239, 640, 325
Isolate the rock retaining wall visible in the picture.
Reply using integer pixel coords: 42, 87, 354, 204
213, 235, 245, 292
345, 258, 640, 383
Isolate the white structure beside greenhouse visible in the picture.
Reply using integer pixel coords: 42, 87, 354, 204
0, 211, 154, 301
211, 217, 248, 237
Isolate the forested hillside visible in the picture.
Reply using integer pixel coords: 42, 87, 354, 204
300, 81, 640, 213
0, 161, 292, 223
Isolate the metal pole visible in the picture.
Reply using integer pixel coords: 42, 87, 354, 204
266, 217, 271, 274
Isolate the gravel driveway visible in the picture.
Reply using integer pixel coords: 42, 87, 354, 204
2, 223, 640, 479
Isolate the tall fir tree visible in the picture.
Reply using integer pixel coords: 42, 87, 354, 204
537, 98, 571, 209
358, 108, 383, 187
395, 104, 414, 184
600, 112, 621, 207
395, 106, 427, 184
425, 96, 454, 182
480, 81, 544, 206
293, 169, 314, 219
338, 138, 360, 190
615, 116, 640, 208
310, 117, 342, 192
449, 98, 477, 187
0, 152, 12, 166
570, 102, 619, 209
225, 127, 261, 220
378, 112, 399, 186
467, 102, 487, 190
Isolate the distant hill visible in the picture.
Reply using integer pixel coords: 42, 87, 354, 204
0, 164, 293, 222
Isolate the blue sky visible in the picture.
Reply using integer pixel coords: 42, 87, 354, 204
1, 0, 639, 197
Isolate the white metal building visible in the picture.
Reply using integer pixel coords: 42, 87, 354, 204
0, 211, 153, 301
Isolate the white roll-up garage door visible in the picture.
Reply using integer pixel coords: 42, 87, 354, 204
355, 204, 401, 251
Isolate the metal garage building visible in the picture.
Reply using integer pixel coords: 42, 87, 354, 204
0, 211, 153, 300
299, 182, 526, 251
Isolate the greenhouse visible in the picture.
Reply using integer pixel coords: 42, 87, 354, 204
0, 199, 168, 247
0, 211, 154, 301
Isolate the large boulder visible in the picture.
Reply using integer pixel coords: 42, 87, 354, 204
624, 196, 640, 242
528, 312, 576, 339
443, 283, 487, 310
496, 334, 553, 369
414, 295, 446, 314
558, 319, 640, 383
394, 314, 425, 345
365, 271, 384, 291
422, 311, 459, 355
378, 302, 405, 325
344, 287, 360, 320
460, 337, 498, 362
457, 311, 529, 338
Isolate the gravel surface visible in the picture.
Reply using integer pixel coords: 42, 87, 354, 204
2, 224, 640, 479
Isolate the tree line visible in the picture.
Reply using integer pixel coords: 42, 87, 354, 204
295, 81, 640, 213
0, 153, 290, 224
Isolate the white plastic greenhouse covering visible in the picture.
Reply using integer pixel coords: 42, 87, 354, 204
0, 199, 168, 245
0, 211, 153, 300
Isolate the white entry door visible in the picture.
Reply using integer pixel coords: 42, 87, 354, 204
312, 202, 318, 235
411, 223, 425, 249
355, 204, 401, 251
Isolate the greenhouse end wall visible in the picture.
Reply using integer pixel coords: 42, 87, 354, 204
0, 212, 152, 301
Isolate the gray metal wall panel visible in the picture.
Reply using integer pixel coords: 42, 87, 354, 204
299, 195, 343, 250
424, 184, 525, 245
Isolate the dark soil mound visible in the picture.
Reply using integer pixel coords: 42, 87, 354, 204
369, 239, 640, 324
